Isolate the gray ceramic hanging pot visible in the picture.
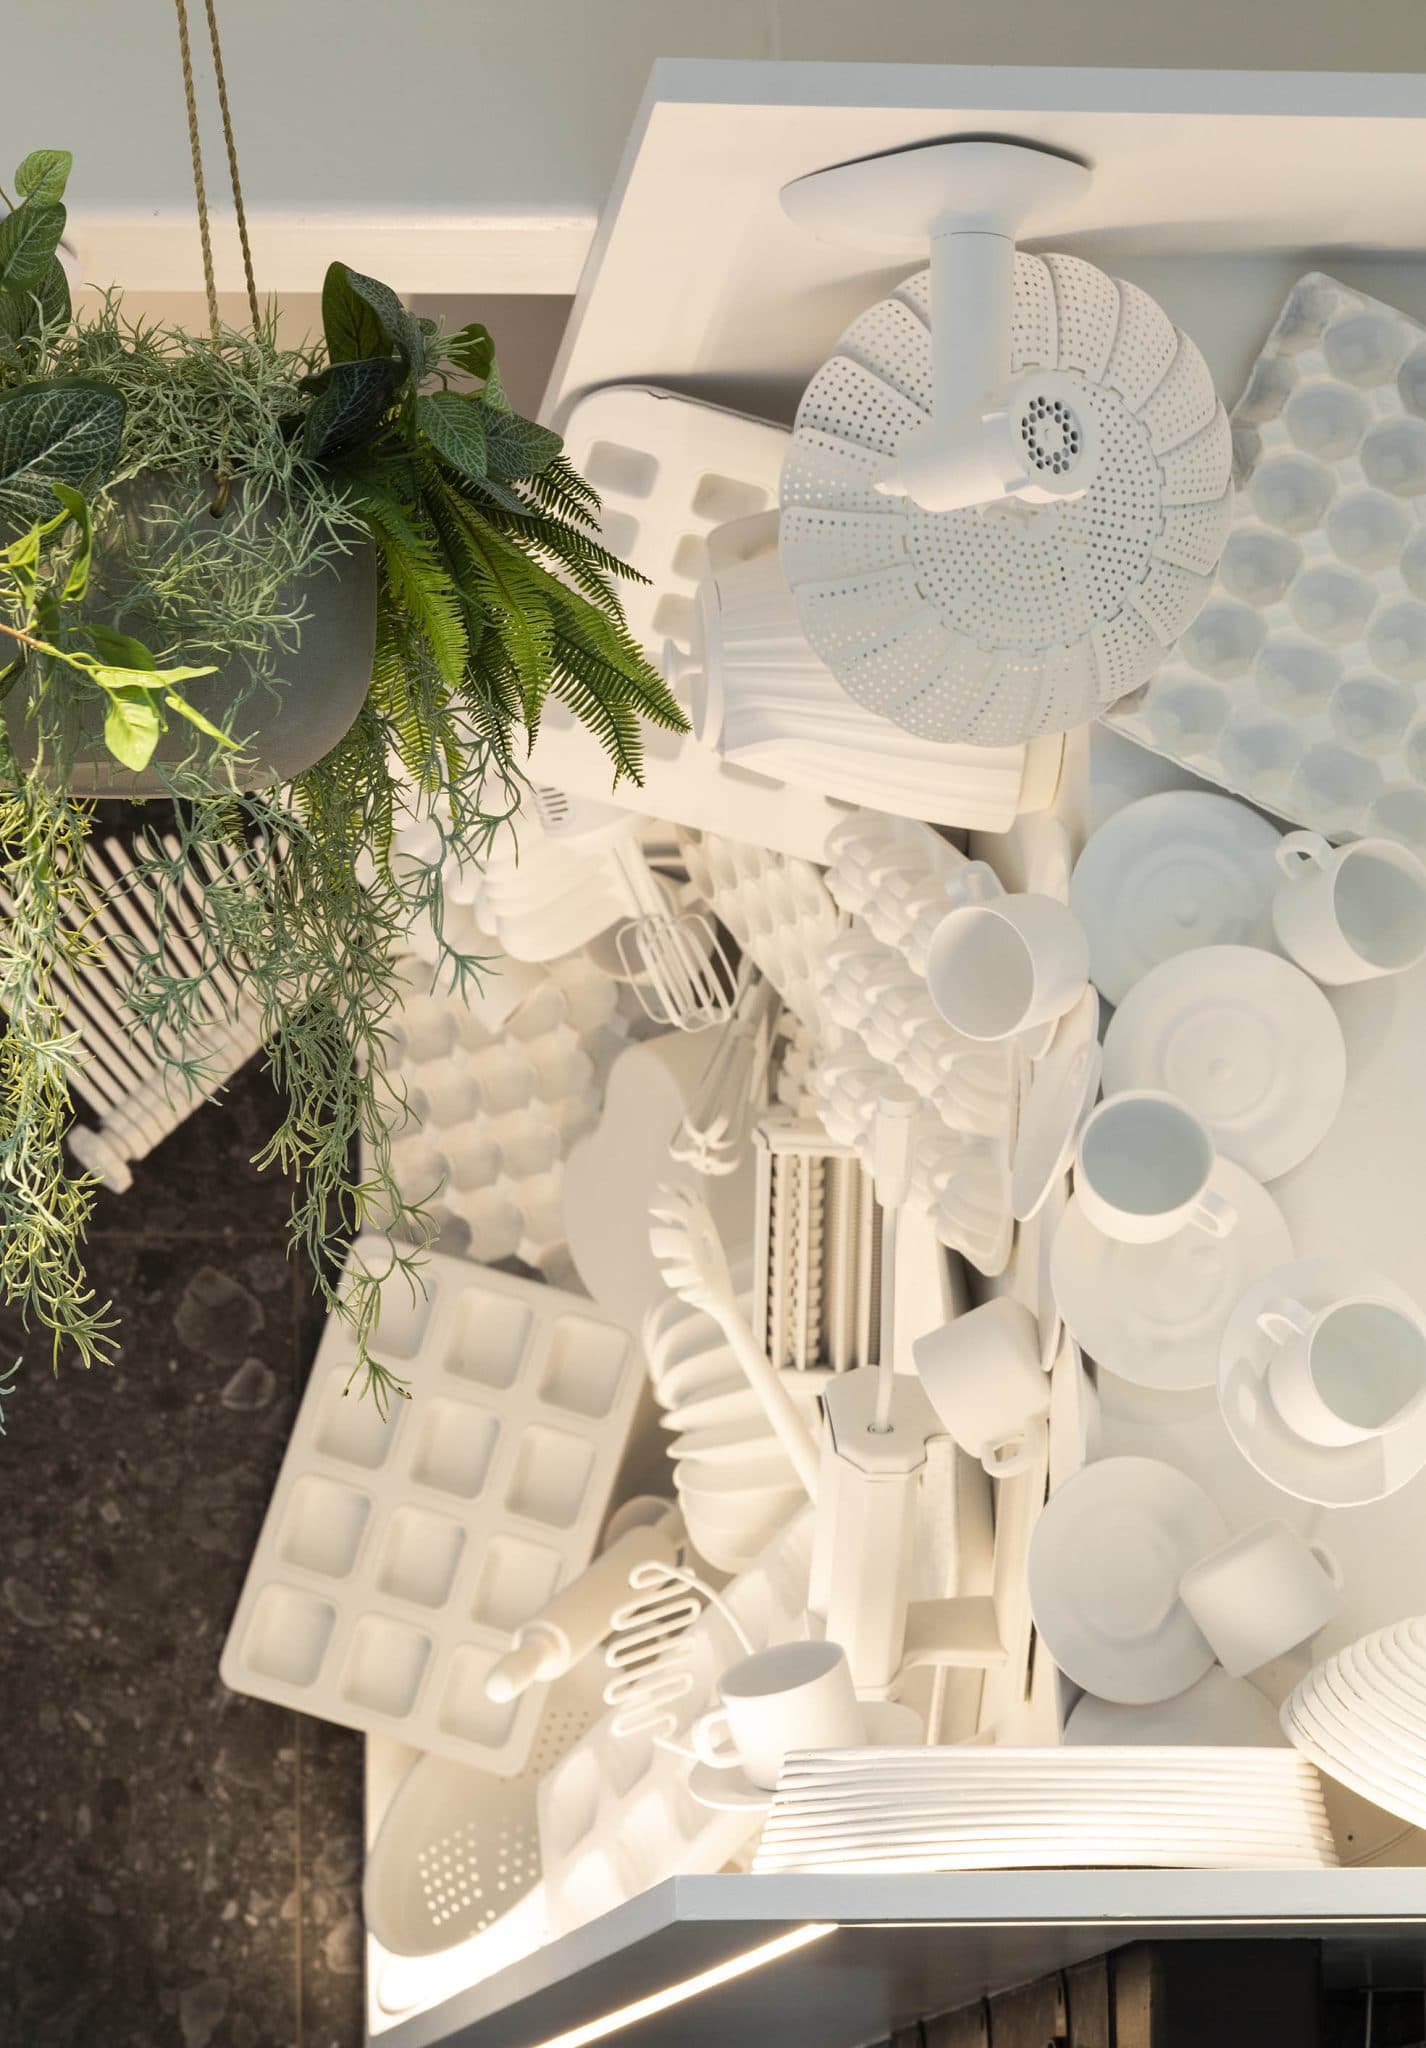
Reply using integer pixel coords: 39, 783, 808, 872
3, 473, 377, 795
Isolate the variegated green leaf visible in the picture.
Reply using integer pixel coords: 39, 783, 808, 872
0, 379, 125, 527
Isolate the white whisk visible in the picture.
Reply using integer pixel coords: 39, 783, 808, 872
603, 1557, 752, 1752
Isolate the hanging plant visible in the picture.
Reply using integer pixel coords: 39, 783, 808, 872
0, 125, 686, 1418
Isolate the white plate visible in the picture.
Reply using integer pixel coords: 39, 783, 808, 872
1064, 1668, 1287, 1749
1101, 946, 1346, 1180
1027, 1457, 1227, 1705
1011, 987, 1102, 1222
1218, 1257, 1426, 1506
1051, 1164, 1292, 1392
1071, 793, 1283, 1007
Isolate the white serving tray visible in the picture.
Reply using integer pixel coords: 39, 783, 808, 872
221, 1234, 642, 1773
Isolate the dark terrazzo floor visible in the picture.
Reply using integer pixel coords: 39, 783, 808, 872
0, 1059, 363, 2048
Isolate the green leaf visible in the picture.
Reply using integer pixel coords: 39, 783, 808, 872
50, 482, 92, 600
484, 405, 563, 481
0, 199, 67, 297
416, 392, 487, 481
80, 659, 217, 695
321, 261, 392, 365
303, 358, 400, 463
102, 686, 162, 770
444, 322, 495, 382
333, 268, 426, 379
164, 690, 238, 748
0, 379, 125, 527
14, 150, 72, 206
34, 255, 71, 331
86, 624, 157, 671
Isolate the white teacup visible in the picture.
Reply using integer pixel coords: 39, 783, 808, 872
911, 1297, 1049, 1478
1074, 1090, 1237, 1245
1260, 1292, 1426, 1448
1272, 830, 1426, 986
690, 1640, 864, 1790
925, 893, 1089, 1044
1179, 1520, 1342, 1676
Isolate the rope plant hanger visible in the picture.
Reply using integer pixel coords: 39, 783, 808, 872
0, 13, 685, 1424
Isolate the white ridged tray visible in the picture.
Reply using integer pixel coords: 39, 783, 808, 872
221, 1235, 641, 1773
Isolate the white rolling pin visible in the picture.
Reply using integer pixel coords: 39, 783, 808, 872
483, 1507, 682, 1704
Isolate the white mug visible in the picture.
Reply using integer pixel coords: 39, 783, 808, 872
690, 1640, 864, 1790
911, 1297, 1049, 1478
1074, 1090, 1237, 1245
925, 893, 1089, 1044
1178, 1520, 1343, 1676
1260, 1292, 1426, 1447
1272, 830, 1426, 986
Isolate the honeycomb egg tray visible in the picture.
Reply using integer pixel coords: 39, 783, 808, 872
1104, 272, 1426, 854
536, 1510, 814, 1940
220, 1234, 642, 1775
371, 946, 633, 1286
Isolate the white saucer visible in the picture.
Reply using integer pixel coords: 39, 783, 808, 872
1071, 793, 1283, 1006
686, 1702, 927, 1811
1027, 1456, 1227, 1705
1011, 986, 1102, 1222
1064, 1668, 1287, 1748
1101, 945, 1346, 1180
1050, 1163, 1292, 1392
687, 1760, 774, 1812
1218, 1257, 1426, 1506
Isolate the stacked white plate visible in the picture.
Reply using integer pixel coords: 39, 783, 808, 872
1282, 1617, 1426, 1828
752, 1748, 1338, 1873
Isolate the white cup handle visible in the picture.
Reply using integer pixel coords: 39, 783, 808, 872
1310, 1539, 1345, 1590
981, 1415, 1045, 1479
690, 1708, 739, 1770
956, 861, 1003, 907
1190, 1187, 1238, 1239
1277, 830, 1332, 878
1257, 1299, 1314, 1346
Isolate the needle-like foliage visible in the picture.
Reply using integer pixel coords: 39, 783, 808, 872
0, 157, 688, 1410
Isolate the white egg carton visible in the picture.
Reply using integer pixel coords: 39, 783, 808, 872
536, 1510, 815, 1939
220, 1234, 642, 1774
371, 945, 631, 1283
677, 827, 844, 1043
530, 386, 850, 863
1105, 272, 1426, 854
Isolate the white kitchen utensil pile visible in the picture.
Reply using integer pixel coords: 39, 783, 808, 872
1105, 272, 1426, 858
1282, 1615, 1426, 1828
221, 1235, 641, 1769
752, 1747, 1338, 1873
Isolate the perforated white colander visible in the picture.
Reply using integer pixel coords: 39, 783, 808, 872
780, 254, 1234, 745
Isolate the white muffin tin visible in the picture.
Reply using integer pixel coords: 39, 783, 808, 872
221, 1235, 642, 1773
537, 1511, 814, 1939
1106, 272, 1426, 854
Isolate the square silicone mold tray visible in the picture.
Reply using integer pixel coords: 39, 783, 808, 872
1105, 272, 1426, 854
536, 1510, 815, 1939
220, 1234, 642, 1773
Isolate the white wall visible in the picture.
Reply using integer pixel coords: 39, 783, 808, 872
12, 0, 1426, 297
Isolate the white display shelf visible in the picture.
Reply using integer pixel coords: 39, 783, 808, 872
369, 56, 1426, 2048
372, 1867, 1426, 2048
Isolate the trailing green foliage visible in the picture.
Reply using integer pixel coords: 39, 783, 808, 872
0, 151, 688, 1410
